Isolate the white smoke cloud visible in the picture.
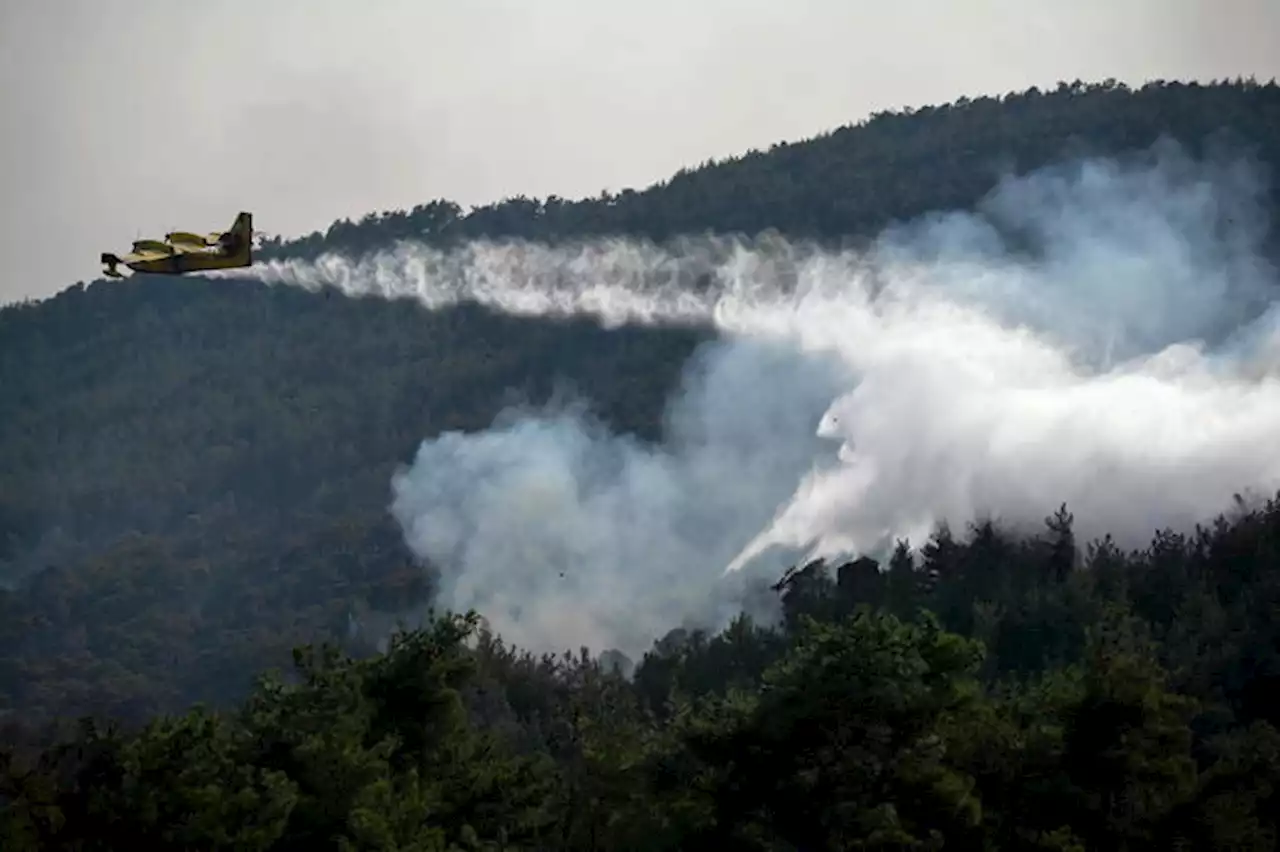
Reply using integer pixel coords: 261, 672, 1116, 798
384, 341, 848, 658
227, 139, 1280, 660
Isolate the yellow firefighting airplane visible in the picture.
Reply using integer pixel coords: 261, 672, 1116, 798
100, 211, 255, 278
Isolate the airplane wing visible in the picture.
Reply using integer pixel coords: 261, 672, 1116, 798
126, 238, 216, 260
130, 238, 174, 253
117, 246, 174, 263
118, 237, 203, 263
167, 231, 216, 247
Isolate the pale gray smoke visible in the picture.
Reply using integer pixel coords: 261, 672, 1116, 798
386, 342, 849, 657
228, 139, 1280, 659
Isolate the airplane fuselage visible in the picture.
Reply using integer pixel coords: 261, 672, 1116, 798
124, 250, 252, 276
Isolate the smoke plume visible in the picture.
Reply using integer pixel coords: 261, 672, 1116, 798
229, 139, 1280, 660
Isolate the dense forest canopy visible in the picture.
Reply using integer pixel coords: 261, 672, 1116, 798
4, 77, 1280, 848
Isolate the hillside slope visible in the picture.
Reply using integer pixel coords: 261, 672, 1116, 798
2, 78, 1279, 723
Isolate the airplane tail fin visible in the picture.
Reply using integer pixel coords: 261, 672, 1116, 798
221, 212, 254, 263
230, 212, 252, 238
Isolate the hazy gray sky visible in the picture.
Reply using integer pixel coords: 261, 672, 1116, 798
2, 0, 1277, 305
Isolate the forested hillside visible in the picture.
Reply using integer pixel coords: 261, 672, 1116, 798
255, 77, 1280, 259
5, 77, 1280, 849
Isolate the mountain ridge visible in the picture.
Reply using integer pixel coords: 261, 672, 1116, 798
1, 77, 1279, 724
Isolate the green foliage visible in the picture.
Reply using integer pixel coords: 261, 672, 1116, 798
671, 610, 987, 849
9, 499, 1280, 847
4, 77, 1280, 848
